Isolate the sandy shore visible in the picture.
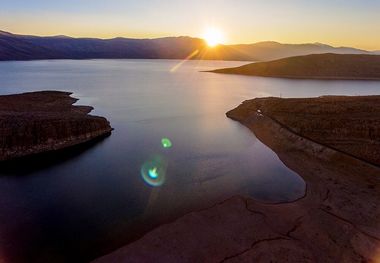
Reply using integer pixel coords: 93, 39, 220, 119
94, 97, 380, 262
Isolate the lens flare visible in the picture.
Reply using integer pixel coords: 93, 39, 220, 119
170, 49, 199, 72
141, 155, 167, 187
161, 138, 172, 148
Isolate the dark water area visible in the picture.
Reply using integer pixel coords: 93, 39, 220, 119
0, 59, 378, 262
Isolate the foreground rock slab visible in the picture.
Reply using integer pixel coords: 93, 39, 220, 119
94, 96, 380, 263
0, 91, 112, 160
227, 96, 380, 166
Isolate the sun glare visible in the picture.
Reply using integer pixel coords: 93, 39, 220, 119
202, 27, 224, 47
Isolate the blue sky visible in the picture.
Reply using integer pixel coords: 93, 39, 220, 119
1, 0, 379, 49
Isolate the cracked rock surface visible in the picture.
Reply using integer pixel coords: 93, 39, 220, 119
0, 91, 112, 160
227, 96, 380, 166
93, 96, 380, 263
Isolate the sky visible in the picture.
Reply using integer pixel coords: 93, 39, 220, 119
1, 0, 379, 50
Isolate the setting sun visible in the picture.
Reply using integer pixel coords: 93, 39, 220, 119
202, 27, 224, 47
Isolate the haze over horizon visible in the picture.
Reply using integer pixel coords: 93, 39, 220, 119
0, 29, 375, 52
1, 0, 379, 50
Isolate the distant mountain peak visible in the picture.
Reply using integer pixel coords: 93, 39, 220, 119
312, 42, 331, 47
252, 41, 333, 48
51, 35, 72, 39
254, 41, 282, 46
0, 30, 13, 36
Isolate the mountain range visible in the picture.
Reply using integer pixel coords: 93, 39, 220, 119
0, 30, 376, 61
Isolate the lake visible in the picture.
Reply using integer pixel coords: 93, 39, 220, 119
0, 59, 379, 262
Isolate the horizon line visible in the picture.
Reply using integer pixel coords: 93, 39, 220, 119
1, 29, 378, 52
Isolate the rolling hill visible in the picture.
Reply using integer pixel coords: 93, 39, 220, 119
209, 53, 380, 80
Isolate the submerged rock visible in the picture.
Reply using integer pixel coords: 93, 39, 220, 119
0, 91, 112, 160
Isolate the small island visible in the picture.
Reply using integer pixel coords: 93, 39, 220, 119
94, 95, 380, 263
209, 53, 380, 80
0, 91, 112, 161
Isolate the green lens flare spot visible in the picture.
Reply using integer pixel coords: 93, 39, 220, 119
148, 167, 158, 178
161, 138, 172, 148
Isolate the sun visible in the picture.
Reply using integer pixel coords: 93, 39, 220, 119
202, 27, 224, 47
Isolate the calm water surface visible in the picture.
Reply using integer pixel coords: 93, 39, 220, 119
0, 59, 379, 262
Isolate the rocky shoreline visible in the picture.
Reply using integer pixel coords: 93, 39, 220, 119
0, 91, 112, 161
227, 96, 380, 166
94, 96, 380, 262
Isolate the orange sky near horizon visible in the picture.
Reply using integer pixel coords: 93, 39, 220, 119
1, 0, 379, 51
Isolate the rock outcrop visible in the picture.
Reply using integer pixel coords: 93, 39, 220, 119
227, 95, 380, 166
0, 91, 112, 160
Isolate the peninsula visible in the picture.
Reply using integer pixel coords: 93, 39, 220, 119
0, 91, 112, 161
209, 53, 380, 80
